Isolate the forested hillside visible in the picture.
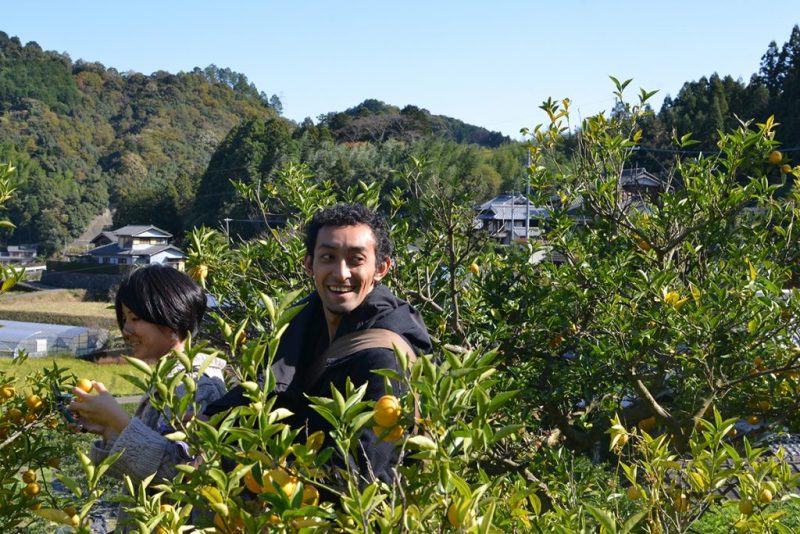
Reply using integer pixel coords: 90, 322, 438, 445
0, 31, 281, 255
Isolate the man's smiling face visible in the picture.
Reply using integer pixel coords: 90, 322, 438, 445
304, 223, 391, 326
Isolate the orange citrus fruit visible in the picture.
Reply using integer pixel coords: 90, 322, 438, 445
373, 395, 401, 428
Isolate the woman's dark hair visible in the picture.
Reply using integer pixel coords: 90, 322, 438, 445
115, 264, 206, 339
304, 203, 392, 264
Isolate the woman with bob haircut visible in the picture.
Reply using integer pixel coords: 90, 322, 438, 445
69, 264, 226, 529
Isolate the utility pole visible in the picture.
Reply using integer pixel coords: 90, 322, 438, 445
525, 150, 531, 240
223, 217, 232, 242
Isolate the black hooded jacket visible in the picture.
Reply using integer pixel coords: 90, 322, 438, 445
205, 285, 431, 484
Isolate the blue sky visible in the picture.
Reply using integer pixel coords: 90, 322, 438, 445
4, 2, 798, 138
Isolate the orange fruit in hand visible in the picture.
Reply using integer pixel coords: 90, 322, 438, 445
76, 378, 94, 393
373, 395, 401, 428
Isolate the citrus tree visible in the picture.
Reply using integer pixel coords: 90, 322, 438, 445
23, 80, 800, 532
0, 162, 124, 533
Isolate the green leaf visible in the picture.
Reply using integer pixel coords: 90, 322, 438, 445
406, 435, 437, 451
620, 509, 647, 534
123, 357, 153, 377
585, 503, 617, 533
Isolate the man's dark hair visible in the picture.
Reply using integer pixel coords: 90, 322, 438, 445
115, 264, 207, 339
304, 203, 392, 264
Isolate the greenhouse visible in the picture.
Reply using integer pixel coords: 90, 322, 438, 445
0, 320, 108, 358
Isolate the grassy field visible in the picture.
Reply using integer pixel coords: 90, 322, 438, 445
0, 289, 118, 330
0, 355, 144, 397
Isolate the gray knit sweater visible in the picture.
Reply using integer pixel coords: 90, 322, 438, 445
89, 353, 226, 530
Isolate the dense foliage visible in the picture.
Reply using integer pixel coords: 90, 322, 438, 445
0, 31, 281, 254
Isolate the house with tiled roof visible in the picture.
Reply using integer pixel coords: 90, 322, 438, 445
84, 225, 185, 268
475, 192, 549, 244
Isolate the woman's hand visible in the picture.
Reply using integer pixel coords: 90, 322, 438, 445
68, 382, 131, 434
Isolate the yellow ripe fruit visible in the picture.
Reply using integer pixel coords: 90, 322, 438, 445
447, 503, 475, 528
76, 378, 94, 393
188, 264, 208, 283
47, 457, 61, 469
738, 499, 754, 515
638, 416, 657, 432
8, 407, 23, 424
213, 512, 244, 533
746, 415, 760, 425
637, 239, 651, 252
769, 150, 783, 164
759, 488, 773, 504
373, 395, 401, 428
373, 425, 404, 442
626, 486, 642, 500
26, 394, 43, 412
69, 514, 80, 527
302, 484, 320, 506
22, 469, 36, 484
242, 466, 262, 494
22, 482, 40, 497
469, 262, 480, 275
24, 412, 36, 424
757, 400, 771, 411
0, 384, 14, 399
262, 468, 298, 497
781, 163, 792, 174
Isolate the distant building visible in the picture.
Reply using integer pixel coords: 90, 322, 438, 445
475, 193, 549, 244
82, 225, 185, 268
617, 167, 667, 212
0, 244, 38, 265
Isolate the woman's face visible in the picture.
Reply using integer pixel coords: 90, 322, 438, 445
120, 304, 182, 361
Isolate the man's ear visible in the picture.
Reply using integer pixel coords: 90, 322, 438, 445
374, 257, 391, 282
303, 255, 313, 276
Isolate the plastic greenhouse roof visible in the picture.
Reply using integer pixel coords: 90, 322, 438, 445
0, 320, 91, 342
